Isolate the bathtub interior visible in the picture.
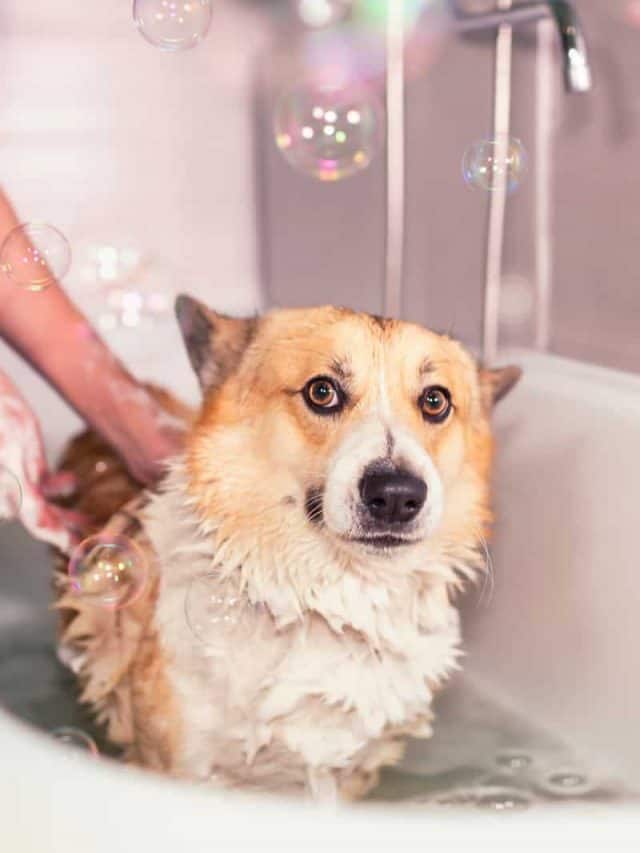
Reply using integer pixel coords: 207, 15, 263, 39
1, 0, 640, 829
1, 346, 638, 813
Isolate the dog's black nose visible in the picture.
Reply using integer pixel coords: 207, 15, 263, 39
359, 470, 427, 525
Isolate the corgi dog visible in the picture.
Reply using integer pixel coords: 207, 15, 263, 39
54, 298, 520, 801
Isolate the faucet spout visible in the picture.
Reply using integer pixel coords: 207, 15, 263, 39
451, 0, 592, 94
547, 1, 592, 93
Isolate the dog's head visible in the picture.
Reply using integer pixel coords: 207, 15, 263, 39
176, 297, 520, 581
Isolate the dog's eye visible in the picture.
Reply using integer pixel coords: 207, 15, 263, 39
419, 386, 452, 423
303, 377, 343, 414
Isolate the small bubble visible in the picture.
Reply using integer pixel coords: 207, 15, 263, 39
0, 466, 22, 521
538, 766, 594, 798
462, 137, 528, 193
0, 223, 71, 291
274, 84, 383, 182
184, 573, 250, 651
495, 749, 533, 773
68, 534, 148, 609
51, 727, 98, 756
133, 0, 212, 51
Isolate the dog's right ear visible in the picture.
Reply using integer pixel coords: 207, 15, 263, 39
175, 295, 257, 394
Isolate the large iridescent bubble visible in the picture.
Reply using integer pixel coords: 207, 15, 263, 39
68, 534, 149, 609
274, 84, 383, 181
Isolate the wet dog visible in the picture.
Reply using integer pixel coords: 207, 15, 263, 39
54, 299, 519, 800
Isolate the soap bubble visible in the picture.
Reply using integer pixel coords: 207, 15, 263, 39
52, 727, 99, 756
495, 749, 533, 774
133, 0, 212, 51
297, 0, 352, 28
185, 573, 250, 651
0, 466, 22, 520
462, 137, 528, 193
274, 84, 383, 181
0, 223, 71, 291
68, 534, 148, 609
537, 766, 594, 798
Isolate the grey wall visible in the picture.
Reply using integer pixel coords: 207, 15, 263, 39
258, 1, 640, 374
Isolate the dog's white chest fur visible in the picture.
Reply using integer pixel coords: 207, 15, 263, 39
144, 470, 461, 794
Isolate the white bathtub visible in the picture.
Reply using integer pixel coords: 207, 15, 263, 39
1, 349, 639, 848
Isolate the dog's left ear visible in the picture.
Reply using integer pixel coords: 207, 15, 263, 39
478, 365, 522, 409
175, 294, 257, 394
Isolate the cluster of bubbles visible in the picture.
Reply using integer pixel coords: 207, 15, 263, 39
73, 243, 174, 332
422, 748, 597, 811
274, 85, 382, 181
68, 534, 148, 610
98, 287, 171, 331
51, 727, 99, 756
0, 223, 71, 291
133, 0, 212, 51
462, 136, 528, 193
0, 466, 22, 521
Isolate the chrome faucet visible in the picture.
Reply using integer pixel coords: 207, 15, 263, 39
452, 1, 592, 94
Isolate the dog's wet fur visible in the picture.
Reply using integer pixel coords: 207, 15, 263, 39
54, 299, 520, 800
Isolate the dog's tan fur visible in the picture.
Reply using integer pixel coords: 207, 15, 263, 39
54, 301, 519, 800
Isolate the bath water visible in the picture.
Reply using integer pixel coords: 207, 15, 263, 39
0, 523, 635, 809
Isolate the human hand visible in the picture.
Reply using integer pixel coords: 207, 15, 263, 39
96, 378, 189, 486
0, 185, 187, 488
0, 370, 88, 553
